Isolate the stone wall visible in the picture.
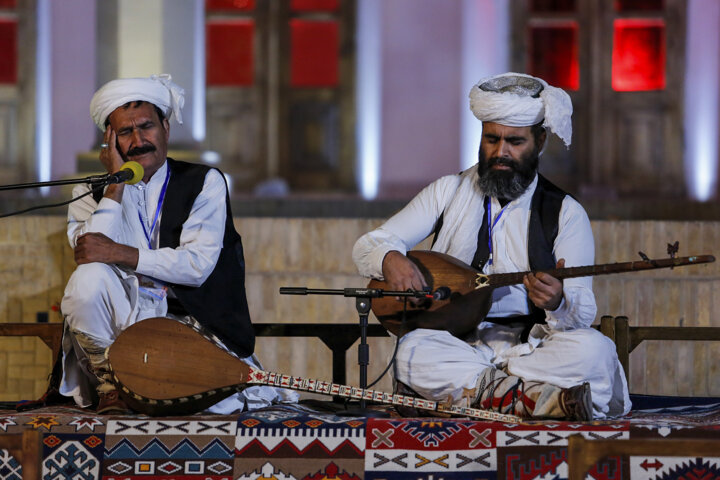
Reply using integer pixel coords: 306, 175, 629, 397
1, 217, 719, 402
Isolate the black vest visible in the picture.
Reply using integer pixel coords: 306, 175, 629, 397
158, 158, 255, 357
525, 174, 568, 321
527, 174, 567, 269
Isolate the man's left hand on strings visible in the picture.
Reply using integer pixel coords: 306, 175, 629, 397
523, 258, 564, 311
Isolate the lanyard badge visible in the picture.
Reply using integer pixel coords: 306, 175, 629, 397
138, 165, 171, 250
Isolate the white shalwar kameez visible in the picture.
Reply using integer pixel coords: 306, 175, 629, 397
60, 160, 297, 413
353, 166, 631, 418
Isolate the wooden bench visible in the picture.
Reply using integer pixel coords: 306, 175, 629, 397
0, 321, 389, 387
0, 323, 64, 361
598, 315, 720, 380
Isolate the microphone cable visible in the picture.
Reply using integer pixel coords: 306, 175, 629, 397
0, 182, 106, 219
363, 286, 451, 390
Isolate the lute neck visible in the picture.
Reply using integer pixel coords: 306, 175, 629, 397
246, 366, 520, 423
488, 255, 715, 288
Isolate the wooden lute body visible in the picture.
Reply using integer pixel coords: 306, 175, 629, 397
107, 318, 245, 415
369, 251, 716, 337
107, 317, 520, 422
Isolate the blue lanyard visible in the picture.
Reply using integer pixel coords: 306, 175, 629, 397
138, 165, 171, 249
485, 196, 508, 266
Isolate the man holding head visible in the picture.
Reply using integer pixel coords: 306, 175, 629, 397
353, 72, 630, 420
59, 74, 294, 413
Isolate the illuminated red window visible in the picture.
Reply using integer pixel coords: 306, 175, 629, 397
0, 18, 17, 84
0, 0, 16, 8
612, 19, 665, 91
528, 23, 579, 90
531, 0, 576, 13
290, 20, 338, 87
206, 20, 254, 86
615, 0, 663, 11
205, 0, 255, 11
290, 0, 339, 12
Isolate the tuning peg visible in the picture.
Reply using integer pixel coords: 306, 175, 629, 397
638, 251, 660, 267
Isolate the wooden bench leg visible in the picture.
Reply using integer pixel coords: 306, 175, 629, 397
567, 434, 720, 480
0, 430, 42, 480
599, 315, 615, 343
614, 316, 630, 382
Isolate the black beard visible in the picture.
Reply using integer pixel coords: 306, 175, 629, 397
476, 148, 539, 200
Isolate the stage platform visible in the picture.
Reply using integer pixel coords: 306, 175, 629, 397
1, 395, 720, 480
2, 317, 720, 478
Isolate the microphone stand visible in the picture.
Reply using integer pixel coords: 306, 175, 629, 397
0, 174, 115, 219
0, 174, 110, 191
279, 286, 429, 417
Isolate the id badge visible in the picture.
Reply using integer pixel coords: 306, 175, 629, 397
139, 285, 168, 301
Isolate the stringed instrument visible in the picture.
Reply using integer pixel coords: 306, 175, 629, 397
368, 250, 715, 337
106, 316, 520, 422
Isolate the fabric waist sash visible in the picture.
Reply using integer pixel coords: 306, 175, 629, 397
485, 314, 545, 343
485, 314, 538, 326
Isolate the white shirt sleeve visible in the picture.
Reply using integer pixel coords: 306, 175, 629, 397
352, 174, 460, 279
135, 169, 227, 287
66, 186, 124, 247
544, 196, 597, 331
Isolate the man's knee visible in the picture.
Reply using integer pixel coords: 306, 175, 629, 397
64, 263, 116, 301
62, 263, 124, 331
554, 328, 618, 368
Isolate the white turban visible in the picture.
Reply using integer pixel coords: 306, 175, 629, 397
89, 74, 185, 131
469, 72, 573, 147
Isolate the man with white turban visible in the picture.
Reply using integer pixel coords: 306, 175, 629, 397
58, 74, 296, 413
353, 72, 630, 420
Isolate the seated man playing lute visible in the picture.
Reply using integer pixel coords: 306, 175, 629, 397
353, 72, 631, 420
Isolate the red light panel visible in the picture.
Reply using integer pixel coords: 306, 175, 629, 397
290, 0, 339, 12
205, 0, 255, 11
206, 20, 254, 86
290, 20, 339, 87
0, 19, 17, 84
528, 23, 579, 90
612, 19, 665, 91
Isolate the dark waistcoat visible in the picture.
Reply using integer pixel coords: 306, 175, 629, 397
525, 174, 568, 322
158, 158, 255, 357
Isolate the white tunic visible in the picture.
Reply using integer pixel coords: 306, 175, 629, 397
67, 161, 224, 288
353, 166, 631, 418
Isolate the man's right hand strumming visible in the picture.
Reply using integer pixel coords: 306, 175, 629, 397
381, 250, 428, 295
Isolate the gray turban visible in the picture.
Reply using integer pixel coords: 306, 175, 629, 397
89, 74, 185, 131
469, 72, 573, 147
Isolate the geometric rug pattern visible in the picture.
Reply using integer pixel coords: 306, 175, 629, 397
1, 402, 719, 479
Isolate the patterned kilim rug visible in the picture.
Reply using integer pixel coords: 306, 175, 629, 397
1, 399, 719, 480
365, 401, 720, 480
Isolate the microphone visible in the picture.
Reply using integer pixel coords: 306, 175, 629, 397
107, 161, 144, 185
430, 286, 451, 300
